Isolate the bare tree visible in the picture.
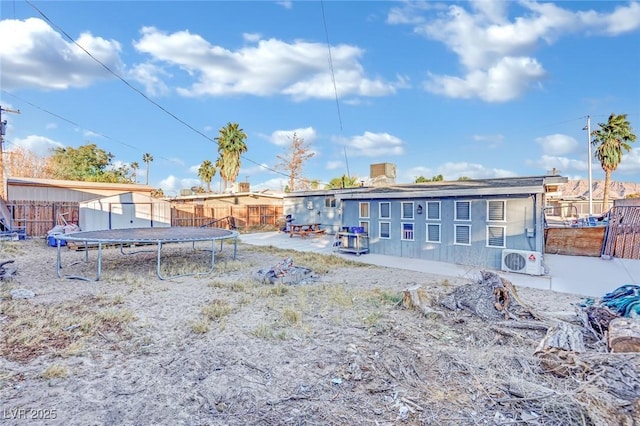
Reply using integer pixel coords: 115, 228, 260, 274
5, 147, 55, 178
275, 133, 314, 192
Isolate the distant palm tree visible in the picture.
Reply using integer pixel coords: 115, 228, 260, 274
142, 153, 154, 185
197, 160, 217, 192
591, 113, 637, 210
214, 122, 247, 190
130, 161, 139, 183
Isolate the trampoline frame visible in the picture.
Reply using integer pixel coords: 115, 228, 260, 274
54, 227, 239, 281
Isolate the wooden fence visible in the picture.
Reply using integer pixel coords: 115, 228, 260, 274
4, 201, 283, 237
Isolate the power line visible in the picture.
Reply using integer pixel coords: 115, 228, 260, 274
22, 1, 303, 184
320, 0, 350, 182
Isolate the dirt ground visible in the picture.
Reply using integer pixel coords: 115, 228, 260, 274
0, 238, 635, 425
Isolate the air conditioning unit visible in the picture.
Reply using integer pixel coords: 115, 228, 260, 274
501, 249, 544, 276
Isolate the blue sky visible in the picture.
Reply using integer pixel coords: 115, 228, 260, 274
1, 0, 639, 196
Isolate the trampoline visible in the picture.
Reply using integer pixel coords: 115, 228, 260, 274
54, 227, 239, 281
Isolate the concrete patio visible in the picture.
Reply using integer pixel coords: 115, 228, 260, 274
238, 231, 640, 298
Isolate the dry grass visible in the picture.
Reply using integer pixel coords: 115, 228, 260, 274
0, 295, 135, 362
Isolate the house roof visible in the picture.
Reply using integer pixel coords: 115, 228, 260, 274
286, 175, 568, 200
168, 191, 285, 202
7, 177, 154, 192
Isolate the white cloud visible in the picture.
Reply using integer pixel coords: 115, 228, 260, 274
424, 56, 546, 102
337, 131, 405, 157
536, 134, 579, 156
390, 2, 637, 102
133, 27, 399, 100
0, 18, 123, 90
404, 161, 516, 181
251, 177, 287, 191
269, 127, 317, 146
473, 133, 504, 149
326, 160, 344, 170
128, 63, 170, 97
158, 175, 200, 195
10, 135, 63, 157
438, 161, 516, 180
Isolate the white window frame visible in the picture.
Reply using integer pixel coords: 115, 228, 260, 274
454, 224, 471, 245
426, 201, 441, 221
401, 222, 414, 241
401, 202, 414, 220
324, 196, 336, 208
486, 225, 506, 248
426, 223, 441, 243
487, 200, 506, 222
359, 221, 369, 234
379, 221, 391, 239
379, 202, 391, 219
359, 202, 370, 219
455, 201, 471, 221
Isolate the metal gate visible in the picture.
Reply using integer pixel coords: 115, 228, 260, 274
601, 206, 640, 259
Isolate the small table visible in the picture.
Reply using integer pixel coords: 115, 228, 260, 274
289, 223, 324, 238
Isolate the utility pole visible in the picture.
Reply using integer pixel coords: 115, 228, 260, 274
583, 115, 593, 216
0, 105, 21, 199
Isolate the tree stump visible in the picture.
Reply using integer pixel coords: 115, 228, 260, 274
608, 317, 640, 353
402, 285, 441, 318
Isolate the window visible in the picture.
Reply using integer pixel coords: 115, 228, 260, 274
402, 223, 414, 241
487, 226, 506, 248
359, 202, 370, 218
487, 200, 506, 221
426, 201, 440, 220
324, 197, 336, 208
427, 223, 441, 243
455, 201, 471, 221
359, 221, 369, 234
401, 202, 414, 220
379, 222, 390, 239
454, 224, 471, 245
379, 202, 391, 219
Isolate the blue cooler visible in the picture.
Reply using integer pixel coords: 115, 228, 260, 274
48, 235, 66, 247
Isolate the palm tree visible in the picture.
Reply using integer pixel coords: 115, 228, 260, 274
142, 153, 154, 185
130, 161, 139, 183
214, 122, 247, 190
591, 113, 637, 211
197, 160, 217, 192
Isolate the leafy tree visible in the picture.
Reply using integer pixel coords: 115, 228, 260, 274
591, 113, 637, 210
151, 188, 164, 198
197, 160, 217, 192
457, 176, 471, 181
325, 174, 361, 189
142, 153, 153, 185
275, 132, 315, 192
415, 174, 444, 183
49, 144, 115, 182
130, 161, 139, 183
215, 122, 247, 190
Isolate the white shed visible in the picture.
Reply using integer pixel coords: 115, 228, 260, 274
79, 192, 171, 232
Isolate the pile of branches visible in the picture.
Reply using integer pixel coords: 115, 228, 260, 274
403, 271, 640, 425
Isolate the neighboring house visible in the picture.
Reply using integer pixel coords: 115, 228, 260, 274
169, 189, 284, 207
79, 192, 171, 232
7, 177, 155, 202
284, 175, 567, 271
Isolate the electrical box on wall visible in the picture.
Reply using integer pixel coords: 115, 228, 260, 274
306, 201, 313, 210
526, 228, 535, 238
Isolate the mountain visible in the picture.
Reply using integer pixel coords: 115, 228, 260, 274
562, 179, 640, 199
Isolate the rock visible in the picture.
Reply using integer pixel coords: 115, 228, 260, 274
10, 288, 35, 299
